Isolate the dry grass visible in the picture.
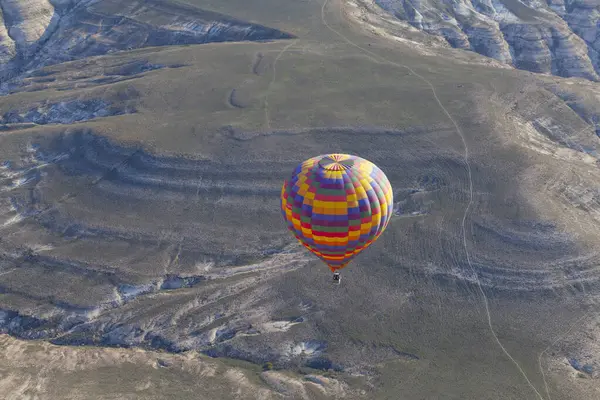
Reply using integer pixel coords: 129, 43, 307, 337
1, 0, 600, 399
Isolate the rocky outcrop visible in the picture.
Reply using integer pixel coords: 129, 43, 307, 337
0, 98, 135, 125
0, 0, 59, 57
0, 0, 62, 78
0, 59, 182, 95
372, 0, 600, 80
561, 0, 600, 74
0, 8, 17, 65
0, 0, 294, 81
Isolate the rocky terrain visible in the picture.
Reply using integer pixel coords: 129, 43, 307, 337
0, 335, 357, 400
0, 0, 600, 398
0, 98, 134, 125
0, 0, 293, 83
367, 0, 600, 80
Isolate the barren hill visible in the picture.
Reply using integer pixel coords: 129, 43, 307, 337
1, 0, 600, 399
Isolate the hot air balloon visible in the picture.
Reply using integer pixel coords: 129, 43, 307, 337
280, 154, 393, 283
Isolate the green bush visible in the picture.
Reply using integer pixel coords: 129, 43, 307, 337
263, 362, 274, 371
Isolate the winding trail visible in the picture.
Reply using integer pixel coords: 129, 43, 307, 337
319, 0, 545, 398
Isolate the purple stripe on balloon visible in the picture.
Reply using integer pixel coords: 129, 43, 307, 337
310, 213, 337, 221
310, 219, 349, 227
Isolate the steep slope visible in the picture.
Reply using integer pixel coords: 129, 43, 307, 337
370, 0, 600, 80
0, 0, 59, 57
0, 0, 294, 82
0, 6, 16, 65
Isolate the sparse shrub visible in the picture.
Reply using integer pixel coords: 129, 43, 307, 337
263, 362, 273, 371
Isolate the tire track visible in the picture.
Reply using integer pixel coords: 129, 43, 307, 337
319, 0, 545, 398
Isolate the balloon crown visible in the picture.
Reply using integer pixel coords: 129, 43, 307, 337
318, 154, 355, 171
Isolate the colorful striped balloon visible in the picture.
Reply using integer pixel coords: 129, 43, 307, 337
280, 154, 394, 272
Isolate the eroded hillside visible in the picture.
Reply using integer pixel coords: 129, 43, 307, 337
1, 0, 600, 399
0, 0, 293, 84
354, 0, 600, 80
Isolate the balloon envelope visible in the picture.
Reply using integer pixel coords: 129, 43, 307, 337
280, 153, 393, 272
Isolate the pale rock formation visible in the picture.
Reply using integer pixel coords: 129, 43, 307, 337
0, 0, 293, 82
373, 0, 600, 80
